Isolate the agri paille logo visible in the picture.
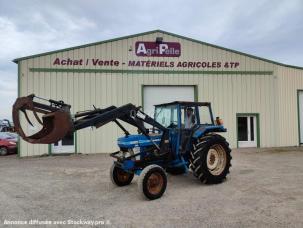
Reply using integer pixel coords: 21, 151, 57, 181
135, 41, 181, 57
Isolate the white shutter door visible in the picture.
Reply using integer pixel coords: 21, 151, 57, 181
143, 86, 195, 118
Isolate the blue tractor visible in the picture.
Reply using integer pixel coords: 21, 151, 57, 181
13, 96, 232, 200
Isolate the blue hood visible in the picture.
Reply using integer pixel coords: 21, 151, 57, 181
117, 134, 162, 149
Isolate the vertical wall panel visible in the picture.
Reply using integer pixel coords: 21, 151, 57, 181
275, 66, 303, 147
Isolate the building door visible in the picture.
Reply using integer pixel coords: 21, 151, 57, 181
143, 86, 195, 118
298, 91, 303, 144
237, 115, 257, 148
52, 133, 75, 154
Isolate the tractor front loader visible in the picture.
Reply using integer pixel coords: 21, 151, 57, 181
13, 94, 232, 200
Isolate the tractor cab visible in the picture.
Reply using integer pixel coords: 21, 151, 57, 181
154, 101, 215, 128
154, 101, 226, 154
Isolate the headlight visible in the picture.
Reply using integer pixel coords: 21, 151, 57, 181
9, 141, 16, 145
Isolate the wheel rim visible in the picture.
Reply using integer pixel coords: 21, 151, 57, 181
0, 148, 7, 155
116, 169, 131, 183
147, 172, 164, 195
206, 144, 227, 175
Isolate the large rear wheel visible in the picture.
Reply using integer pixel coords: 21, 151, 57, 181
189, 135, 232, 184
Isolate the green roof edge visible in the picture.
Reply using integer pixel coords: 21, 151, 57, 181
12, 30, 161, 63
12, 29, 303, 70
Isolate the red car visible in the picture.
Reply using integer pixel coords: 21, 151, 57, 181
0, 132, 17, 156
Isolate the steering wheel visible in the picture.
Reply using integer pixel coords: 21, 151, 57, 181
167, 122, 178, 128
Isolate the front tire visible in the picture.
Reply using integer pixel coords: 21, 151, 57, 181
0, 147, 8, 156
138, 165, 167, 200
110, 163, 134, 186
189, 135, 232, 184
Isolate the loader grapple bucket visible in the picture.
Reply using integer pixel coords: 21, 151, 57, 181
12, 95, 73, 144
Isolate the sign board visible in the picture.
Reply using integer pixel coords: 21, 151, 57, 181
135, 41, 181, 57
51, 40, 240, 69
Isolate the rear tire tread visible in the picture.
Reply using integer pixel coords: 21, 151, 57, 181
189, 134, 232, 184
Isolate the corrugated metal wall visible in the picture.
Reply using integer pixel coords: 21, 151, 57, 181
17, 31, 302, 157
275, 66, 303, 146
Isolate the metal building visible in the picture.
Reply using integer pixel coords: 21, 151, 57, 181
13, 30, 303, 157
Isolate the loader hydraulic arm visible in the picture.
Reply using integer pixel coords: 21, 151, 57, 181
13, 95, 168, 150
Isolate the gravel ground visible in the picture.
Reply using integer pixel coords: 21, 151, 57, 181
0, 148, 303, 228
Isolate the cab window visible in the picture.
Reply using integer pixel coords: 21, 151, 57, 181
154, 105, 178, 128
199, 106, 213, 124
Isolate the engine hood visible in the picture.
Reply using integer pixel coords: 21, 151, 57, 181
117, 134, 162, 149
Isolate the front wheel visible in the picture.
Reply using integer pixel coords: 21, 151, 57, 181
0, 147, 8, 156
138, 165, 167, 200
189, 135, 232, 184
110, 163, 134, 186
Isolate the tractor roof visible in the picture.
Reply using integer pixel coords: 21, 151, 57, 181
154, 101, 210, 107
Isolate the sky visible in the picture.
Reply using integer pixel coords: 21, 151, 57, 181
0, 0, 302, 120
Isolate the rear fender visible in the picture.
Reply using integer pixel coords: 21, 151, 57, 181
193, 125, 226, 139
